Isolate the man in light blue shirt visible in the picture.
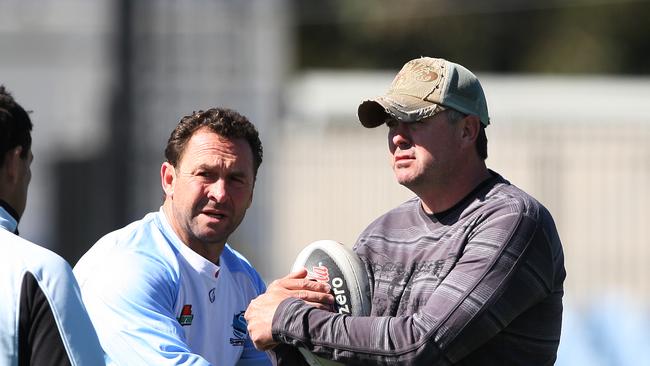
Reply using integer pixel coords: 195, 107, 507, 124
75, 108, 282, 365
0, 85, 104, 365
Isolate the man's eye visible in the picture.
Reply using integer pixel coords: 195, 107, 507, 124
230, 176, 247, 185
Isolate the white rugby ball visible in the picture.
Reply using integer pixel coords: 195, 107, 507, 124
292, 240, 371, 317
292, 240, 372, 366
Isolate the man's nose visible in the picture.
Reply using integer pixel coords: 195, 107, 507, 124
391, 124, 412, 149
208, 179, 228, 202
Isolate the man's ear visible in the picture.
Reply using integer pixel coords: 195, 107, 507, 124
161, 162, 176, 198
3, 146, 23, 184
459, 114, 481, 147
247, 183, 254, 209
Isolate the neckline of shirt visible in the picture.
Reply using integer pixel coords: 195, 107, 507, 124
156, 207, 222, 282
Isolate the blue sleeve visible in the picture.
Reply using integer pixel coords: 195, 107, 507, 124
223, 247, 272, 366
78, 249, 211, 365
238, 278, 271, 366
236, 338, 272, 366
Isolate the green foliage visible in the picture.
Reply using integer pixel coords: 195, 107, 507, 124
293, 0, 650, 74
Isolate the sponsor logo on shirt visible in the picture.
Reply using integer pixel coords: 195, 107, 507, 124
229, 311, 247, 346
178, 304, 194, 326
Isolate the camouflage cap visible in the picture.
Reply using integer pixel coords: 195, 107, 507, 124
357, 57, 490, 128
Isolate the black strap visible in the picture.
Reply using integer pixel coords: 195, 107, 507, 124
18, 272, 72, 366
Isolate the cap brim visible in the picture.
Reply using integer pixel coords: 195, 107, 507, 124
357, 95, 440, 128
357, 100, 389, 128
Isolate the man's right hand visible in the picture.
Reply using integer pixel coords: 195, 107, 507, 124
245, 268, 334, 350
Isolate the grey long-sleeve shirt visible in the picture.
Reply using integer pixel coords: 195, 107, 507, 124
272, 172, 565, 365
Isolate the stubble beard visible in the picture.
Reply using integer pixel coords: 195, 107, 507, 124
394, 163, 426, 190
195, 208, 248, 246
394, 161, 449, 195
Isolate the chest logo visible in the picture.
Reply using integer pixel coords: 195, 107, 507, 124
178, 304, 194, 326
229, 311, 247, 346
209, 288, 216, 303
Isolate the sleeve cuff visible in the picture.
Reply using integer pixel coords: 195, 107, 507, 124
271, 297, 308, 342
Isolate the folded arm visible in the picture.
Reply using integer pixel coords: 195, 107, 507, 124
269, 205, 561, 365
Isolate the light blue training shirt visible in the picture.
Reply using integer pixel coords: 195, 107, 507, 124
74, 208, 271, 366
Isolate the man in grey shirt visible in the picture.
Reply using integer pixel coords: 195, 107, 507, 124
245, 57, 566, 365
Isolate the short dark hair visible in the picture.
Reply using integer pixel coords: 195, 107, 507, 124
0, 85, 32, 168
447, 109, 488, 160
165, 107, 263, 177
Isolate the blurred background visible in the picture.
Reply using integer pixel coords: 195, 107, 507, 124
1, 0, 649, 364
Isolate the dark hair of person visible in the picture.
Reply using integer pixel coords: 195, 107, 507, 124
165, 107, 263, 177
447, 109, 488, 160
0, 85, 32, 168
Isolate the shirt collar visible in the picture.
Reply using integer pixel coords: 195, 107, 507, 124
0, 201, 19, 234
157, 207, 222, 280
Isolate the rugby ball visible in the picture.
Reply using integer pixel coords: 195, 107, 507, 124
292, 240, 371, 317
292, 240, 371, 366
